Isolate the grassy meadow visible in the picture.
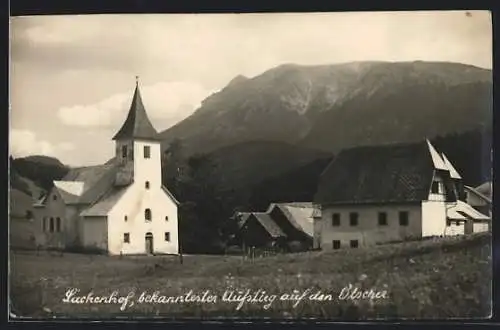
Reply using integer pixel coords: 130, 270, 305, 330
9, 233, 491, 320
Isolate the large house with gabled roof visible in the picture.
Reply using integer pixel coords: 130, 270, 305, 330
313, 140, 490, 250
33, 79, 179, 255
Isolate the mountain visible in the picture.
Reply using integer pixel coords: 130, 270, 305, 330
159, 61, 492, 156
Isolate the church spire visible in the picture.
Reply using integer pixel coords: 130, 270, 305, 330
112, 77, 160, 141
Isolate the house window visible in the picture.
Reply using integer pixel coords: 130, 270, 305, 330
145, 208, 152, 221
124, 215, 128, 222
332, 213, 340, 226
144, 146, 151, 159
332, 240, 341, 250
53, 195, 57, 201
349, 212, 358, 226
122, 145, 128, 159
56, 217, 61, 232
446, 219, 451, 227
350, 240, 359, 248
399, 211, 409, 226
164, 232, 170, 241
165, 216, 169, 221
124, 233, 130, 243
145, 181, 150, 189
49, 217, 54, 232
42, 217, 47, 232
455, 220, 460, 226
378, 212, 387, 226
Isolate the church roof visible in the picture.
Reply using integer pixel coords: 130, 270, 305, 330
112, 81, 161, 141
79, 186, 129, 217
54, 159, 123, 205
36, 156, 179, 215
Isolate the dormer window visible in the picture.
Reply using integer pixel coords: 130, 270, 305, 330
122, 145, 128, 159
431, 181, 443, 194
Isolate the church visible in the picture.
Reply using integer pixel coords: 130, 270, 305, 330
33, 79, 179, 255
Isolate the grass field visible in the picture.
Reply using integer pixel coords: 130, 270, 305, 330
9, 233, 491, 320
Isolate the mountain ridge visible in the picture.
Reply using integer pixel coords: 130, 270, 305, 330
159, 61, 492, 156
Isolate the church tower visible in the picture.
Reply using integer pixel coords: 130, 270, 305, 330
112, 77, 162, 189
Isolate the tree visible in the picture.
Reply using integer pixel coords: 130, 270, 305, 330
163, 140, 228, 254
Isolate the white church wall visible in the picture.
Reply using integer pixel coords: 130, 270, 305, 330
107, 183, 179, 255
133, 140, 163, 189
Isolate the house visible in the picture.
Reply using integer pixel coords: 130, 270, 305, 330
464, 181, 492, 217
235, 202, 319, 252
313, 140, 490, 250
236, 212, 287, 250
266, 203, 316, 250
32, 79, 180, 255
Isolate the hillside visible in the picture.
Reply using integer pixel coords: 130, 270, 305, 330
248, 156, 333, 211
10, 233, 491, 318
10, 155, 69, 194
159, 61, 492, 156
201, 141, 332, 192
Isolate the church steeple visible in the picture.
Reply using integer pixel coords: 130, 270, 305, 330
112, 77, 160, 141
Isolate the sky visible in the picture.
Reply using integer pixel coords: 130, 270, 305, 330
10, 11, 492, 166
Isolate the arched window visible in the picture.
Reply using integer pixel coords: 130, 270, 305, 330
145, 181, 150, 189
49, 217, 54, 232
56, 217, 61, 232
145, 208, 152, 221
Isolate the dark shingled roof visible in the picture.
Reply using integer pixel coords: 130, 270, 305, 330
251, 213, 287, 238
314, 141, 439, 205
112, 83, 161, 141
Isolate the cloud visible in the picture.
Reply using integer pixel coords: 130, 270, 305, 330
10, 129, 75, 161
11, 11, 492, 84
57, 81, 213, 130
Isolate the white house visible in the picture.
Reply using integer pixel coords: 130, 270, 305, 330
33, 79, 179, 255
313, 140, 490, 250
464, 181, 492, 217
